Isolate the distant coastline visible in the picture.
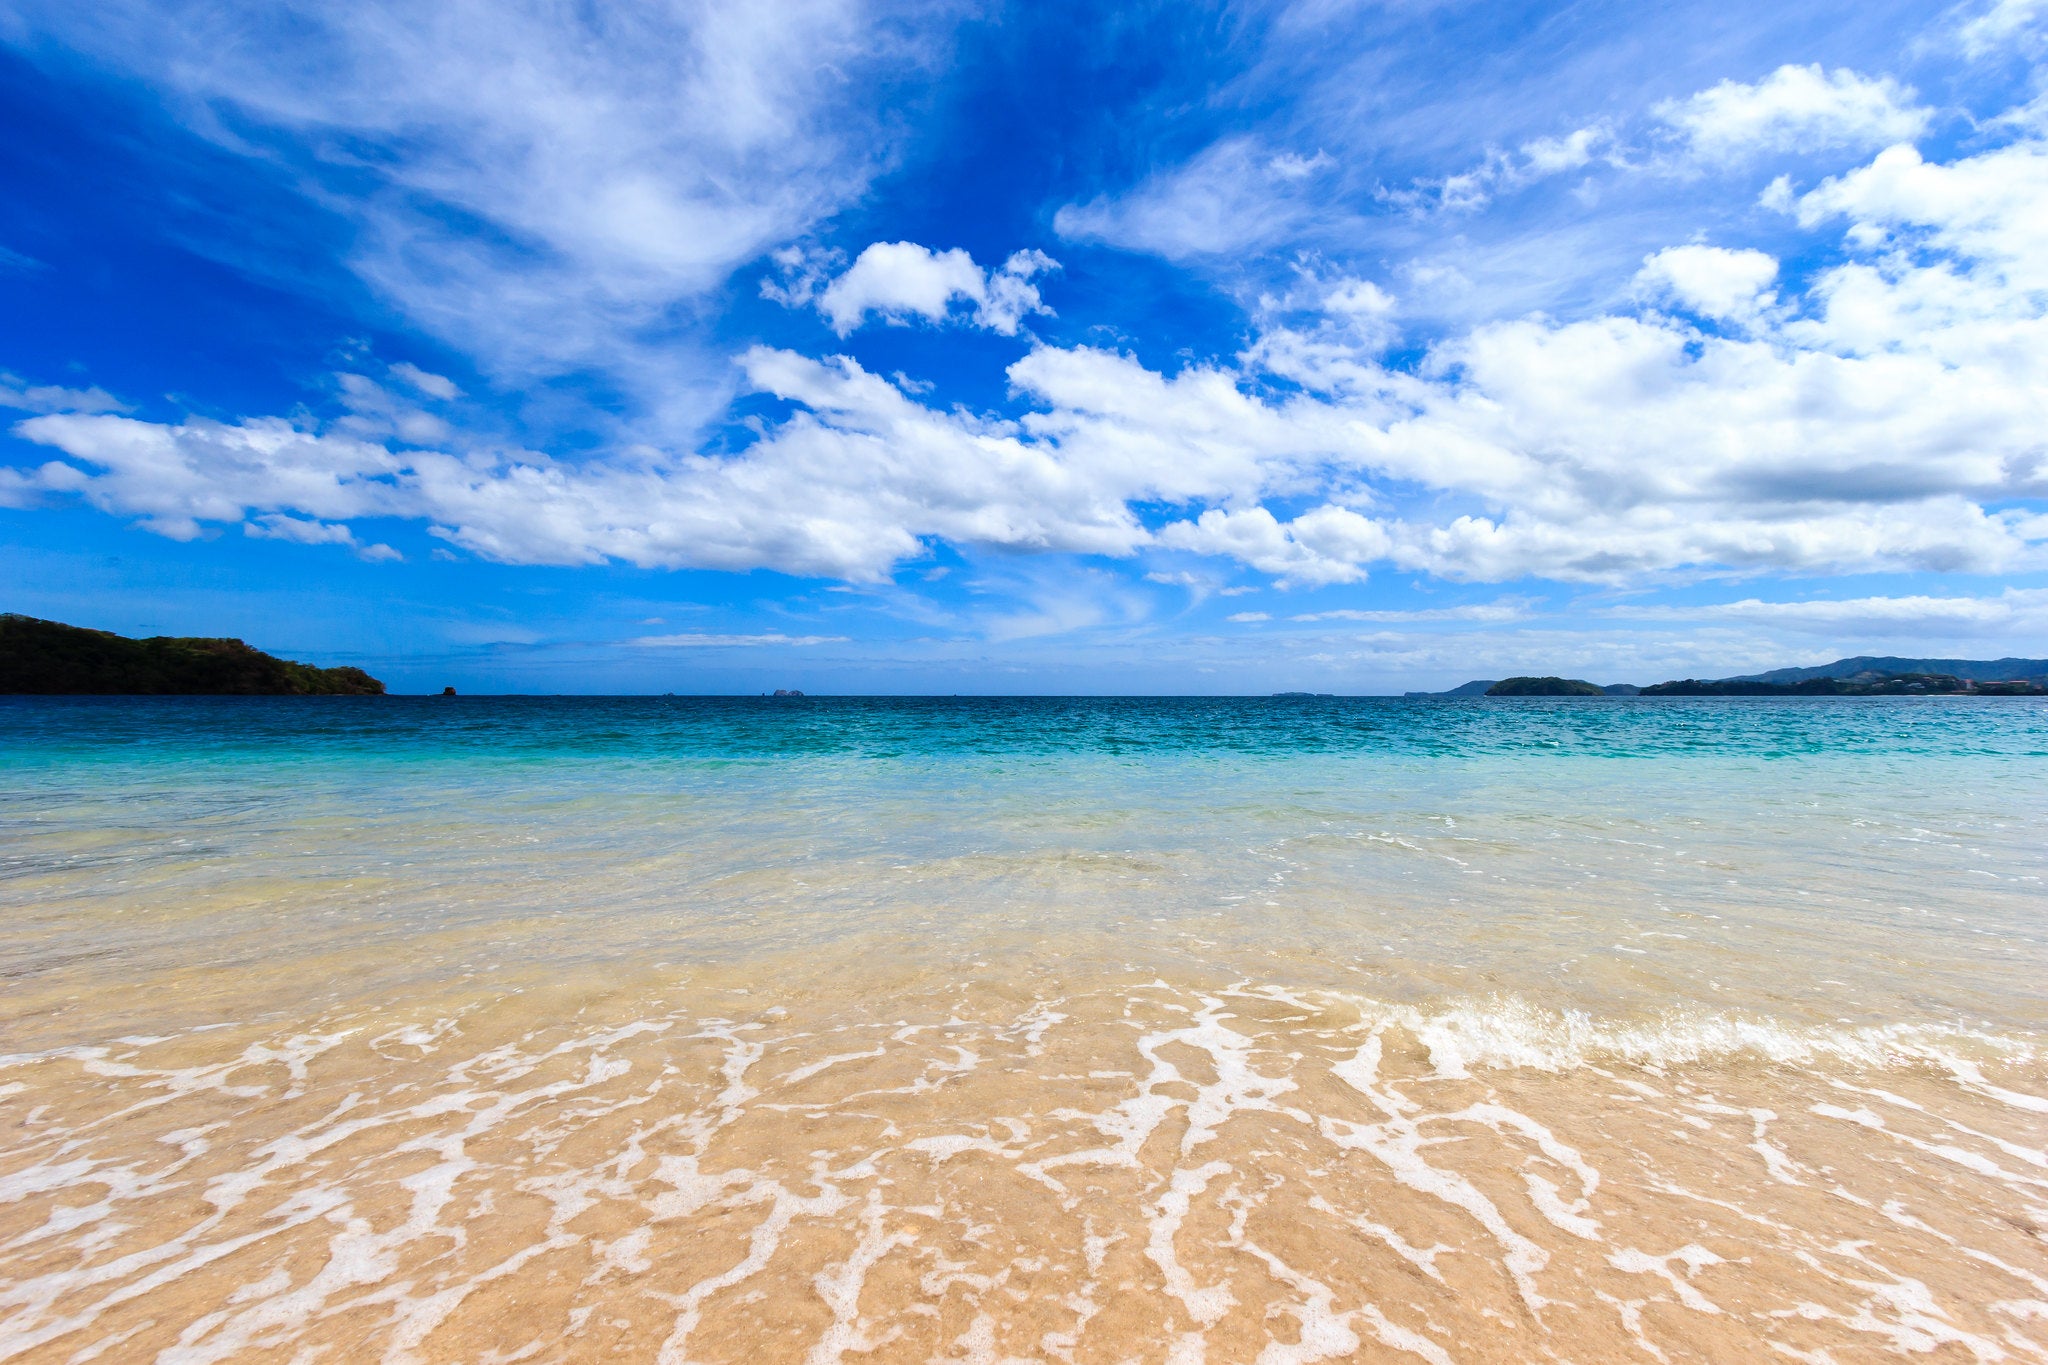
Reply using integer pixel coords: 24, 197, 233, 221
7, 616, 2044, 700
0, 614, 384, 695
1407, 656, 2048, 698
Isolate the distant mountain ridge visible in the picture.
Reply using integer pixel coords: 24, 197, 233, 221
0, 614, 385, 695
1411, 655, 2048, 698
1405, 680, 1499, 698
1723, 656, 2048, 684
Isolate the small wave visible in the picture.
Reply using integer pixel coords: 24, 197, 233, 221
1302, 989, 2039, 1087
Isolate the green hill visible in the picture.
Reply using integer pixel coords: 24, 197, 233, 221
0, 614, 384, 695
1724, 655, 2048, 684
1485, 676, 1606, 696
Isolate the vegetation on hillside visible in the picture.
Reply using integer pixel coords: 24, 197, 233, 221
0, 614, 385, 695
1641, 671, 2042, 696
1485, 676, 1606, 696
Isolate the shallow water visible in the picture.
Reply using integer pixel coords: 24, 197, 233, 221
1, 696, 2044, 1362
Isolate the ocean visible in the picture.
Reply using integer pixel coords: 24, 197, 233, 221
2, 695, 2044, 1362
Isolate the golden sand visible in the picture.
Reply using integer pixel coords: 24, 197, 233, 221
4, 956, 2042, 1363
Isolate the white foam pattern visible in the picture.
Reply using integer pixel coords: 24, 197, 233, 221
0, 979, 2042, 1363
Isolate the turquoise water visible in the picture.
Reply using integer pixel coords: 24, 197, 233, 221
4, 694, 2045, 1037
9, 691, 2048, 757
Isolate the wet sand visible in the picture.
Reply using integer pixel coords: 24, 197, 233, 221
3, 959, 2044, 1363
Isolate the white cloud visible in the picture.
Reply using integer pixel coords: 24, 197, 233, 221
10, 414, 405, 541
245, 513, 356, 546
0, 375, 127, 415
1958, 0, 2048, 55
245, 512, 403, 560
333, 372, 452, 445
389, 363, 461, 401
1654, 64, 1929, 163
782, 242, 1059, 336
12, 112, 2048, 595
1144, 569, 1228, 604
1385, 125, 1616, 216
1159, 506, 1391, 586
1290, 603, 1532, 624
1632, 245, 1779, 324
1226, 611, 1271, 622
9, 348, 1151, 580
1793, 141, 2048, 291
1520, 127, 1607, 176
633, 632, 847, 646
1611, 588, 2048, 636
1053, 138, 1338, 258
1381, 66, 1924, 221
4, 0, 954, 430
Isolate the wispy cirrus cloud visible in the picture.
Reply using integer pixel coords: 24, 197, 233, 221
1054, 138, 1341, 259
1, 0, 959, 432
0, 375, 127, 416
1288, 603, 1534, 624
632, 632, 849, 647
1607, 589, 2048, 635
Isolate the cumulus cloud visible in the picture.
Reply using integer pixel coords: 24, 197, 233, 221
1632, 245, 1779, 324
1158, 506, 1390, 586
772, 242, 1059, 336
1654, 64, 1929, 163
1792, 141, 2048, 290
8, 348, 1153, 580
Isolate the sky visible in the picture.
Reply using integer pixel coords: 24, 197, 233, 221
2, 0, 2046, 693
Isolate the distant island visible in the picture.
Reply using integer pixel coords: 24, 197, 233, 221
0, 614, 385, 695
1407, 676, 1639, 697
1410, 655, 2048, 699
1485, 676, 1615, 696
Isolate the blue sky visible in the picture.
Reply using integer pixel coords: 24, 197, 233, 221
3, 0, 2046, 693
